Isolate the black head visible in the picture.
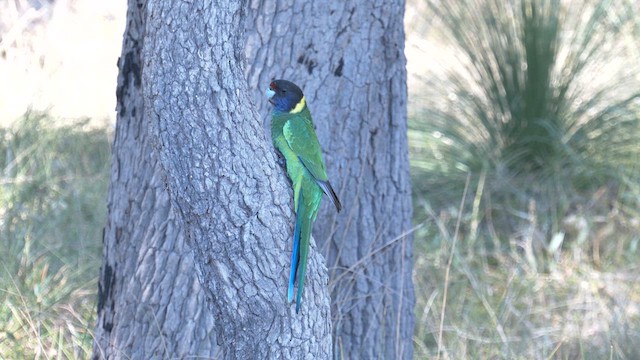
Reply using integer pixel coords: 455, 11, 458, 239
266, 80, 305, 113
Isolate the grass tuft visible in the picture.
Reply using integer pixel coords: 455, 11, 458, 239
0, 112, 111, 359
408, 0, 640, 358
409, 0, 640, 247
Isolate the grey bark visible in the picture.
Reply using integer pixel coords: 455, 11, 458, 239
94, 0, 331, 358
92, 0, 219, 358
245, 1, 415, 359
142, 0, 332, 358
94, 0, 414, 358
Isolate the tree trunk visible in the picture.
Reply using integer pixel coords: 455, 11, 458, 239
142, 0, 333, 358
94, 0, 414, 358
94, 0, 332, 358
245, 1, 415, 358
92, 0, 219, 358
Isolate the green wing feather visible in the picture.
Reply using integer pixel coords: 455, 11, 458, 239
283, 115, 343, 212
283, 115, 329, 182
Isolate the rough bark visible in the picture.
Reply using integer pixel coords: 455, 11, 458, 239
94, 0, 332, 358
95, 0, 414, 358
141, 0, 332, 358
92, 0, 218, 358
245, 1, 415, 358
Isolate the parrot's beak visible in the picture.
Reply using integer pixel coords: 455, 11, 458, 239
265, 88, 276, 104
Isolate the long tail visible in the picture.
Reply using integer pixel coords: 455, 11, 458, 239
287, 200, 302, 304
287, 192, 314, 313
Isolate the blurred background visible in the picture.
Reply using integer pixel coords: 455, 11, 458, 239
1, 0, 639, 358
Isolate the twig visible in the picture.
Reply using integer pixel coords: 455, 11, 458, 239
436, 172, 471, 360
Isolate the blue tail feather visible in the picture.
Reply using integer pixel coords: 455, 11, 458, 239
287, 201, 302, 303
295, 202, 312, 314
287, 190, 315, 313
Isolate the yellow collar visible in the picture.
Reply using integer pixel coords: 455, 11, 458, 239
290, 96, 306, 114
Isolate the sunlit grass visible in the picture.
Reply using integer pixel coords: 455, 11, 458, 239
0, 112, 111, 358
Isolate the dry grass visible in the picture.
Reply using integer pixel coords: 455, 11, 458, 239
413, 182, 640, 359
0, 113, 111, 358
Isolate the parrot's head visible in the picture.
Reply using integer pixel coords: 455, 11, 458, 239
266, 80, 306, 114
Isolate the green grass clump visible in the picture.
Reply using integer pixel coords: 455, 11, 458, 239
409, 0, 640, 247
408, 0, 640, 358
0, 112, 111, 358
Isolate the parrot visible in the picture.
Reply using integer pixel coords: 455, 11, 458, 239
266, 79, 342, 313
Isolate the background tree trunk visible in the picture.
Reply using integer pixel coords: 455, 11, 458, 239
94, 0, 413, 358
245, 1, 415, 358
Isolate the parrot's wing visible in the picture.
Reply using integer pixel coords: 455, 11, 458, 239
283, 116, 329, 182
284, 117, 343, 212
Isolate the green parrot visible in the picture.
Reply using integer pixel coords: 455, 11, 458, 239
266, 79, 342, 313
